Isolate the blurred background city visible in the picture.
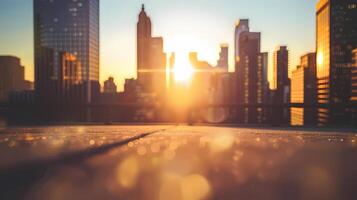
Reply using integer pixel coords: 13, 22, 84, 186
0, 0, 356, 126
1, 1, 357, 200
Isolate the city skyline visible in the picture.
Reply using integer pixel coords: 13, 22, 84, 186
0, 0, 316, 91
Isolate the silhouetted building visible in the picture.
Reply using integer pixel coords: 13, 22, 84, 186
351, 49, 357, 101
210, 72, 236, 122
260, 52, 270, 103
189, 52, 213, 69
234, 19, 250, 63
213, 44, 233, 107
260, 52, 271, 122
137, 4, 166, 96
236, 31, 264, 123
351, 49, 357, 123
273, 46, 290, 124
150, 37, 167, 94
234, 19, 250, 116
217, 44, 229, 72
34, 0, 100, 107
124, 78, 138, 102
0, 56, 28, 103
24, 81, 34, 90
316, 0, 357, 125
291, 53, 317, 126
217, 73, 235, 104
104, 77, 117, 94
187, 52, 215, 107
9, 90, 35, 105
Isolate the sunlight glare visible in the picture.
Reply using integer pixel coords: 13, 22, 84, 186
173, 52, 194, 83
317, 52, 324, 66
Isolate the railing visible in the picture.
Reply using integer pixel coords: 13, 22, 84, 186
0, 102, 356, 125
1, 102, 356, 108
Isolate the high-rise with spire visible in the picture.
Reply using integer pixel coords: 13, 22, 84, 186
137, 4, 152, 82
137, 4, 166, 96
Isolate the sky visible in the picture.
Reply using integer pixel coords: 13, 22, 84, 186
0, 0, 317, 91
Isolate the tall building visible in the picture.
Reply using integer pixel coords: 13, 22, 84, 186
291, 53, 317, 126
234, 19, 250, 63
260, 52, 270, 103
273, 46, 290, 124
236, 31, 263, 123
316, 0, 357, 124
351, 49, 357, 123
233, 19, 250, 119
259, 52, 271, 123
103, 77, 117, 94
273, 46, 290, 97
351, 49, 357, 102
34, 0, 100, 105
217, 44, 229, 72
137, 4, 166, 96
0, 56, 27, 103
189, 52, 214, 106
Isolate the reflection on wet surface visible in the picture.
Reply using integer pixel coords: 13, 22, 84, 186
0, 125, 357, 200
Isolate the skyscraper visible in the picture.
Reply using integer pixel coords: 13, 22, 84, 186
34, 0, 100, 105
273, 46, 290, 124
236, 31, 263, 123
0, 56, 27, 103
351, 48, 357, 124
217, 44, 229, 72
291, 53, 317, 126
188, 52, 214, 106
137, 4, 152, 88
260, 52, 270, 103
234, 19, 250, 120
273, 46, 290, 103
351, 49, 357, 102
234, 19, 249, 63
137, 4, 166, 96
260, 52, 271, 123
316, 0, 357, 124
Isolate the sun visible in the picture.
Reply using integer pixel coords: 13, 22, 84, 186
173, 53, 194, 83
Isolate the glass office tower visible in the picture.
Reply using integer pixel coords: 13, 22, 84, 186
34, 0, 100, 105
316, 0, 357, 124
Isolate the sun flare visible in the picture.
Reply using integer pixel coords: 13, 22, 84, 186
173, 53, 194, 83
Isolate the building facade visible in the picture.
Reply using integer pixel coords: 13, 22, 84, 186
137, 5, 166, 96
316, 0, 357, 124
273, 46, 290, 124
217, 44, 229, 72
104, 77, 117, 94
291, 53, 317, 126
34, 0, 100, 105
189, 52, 214, 106
0, 56, 28, 103
234, 19, 250, 63
236, 31, 264, 124
260, 52, 270, 104
351, 49, 357, 102
351, 49, 357, 124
